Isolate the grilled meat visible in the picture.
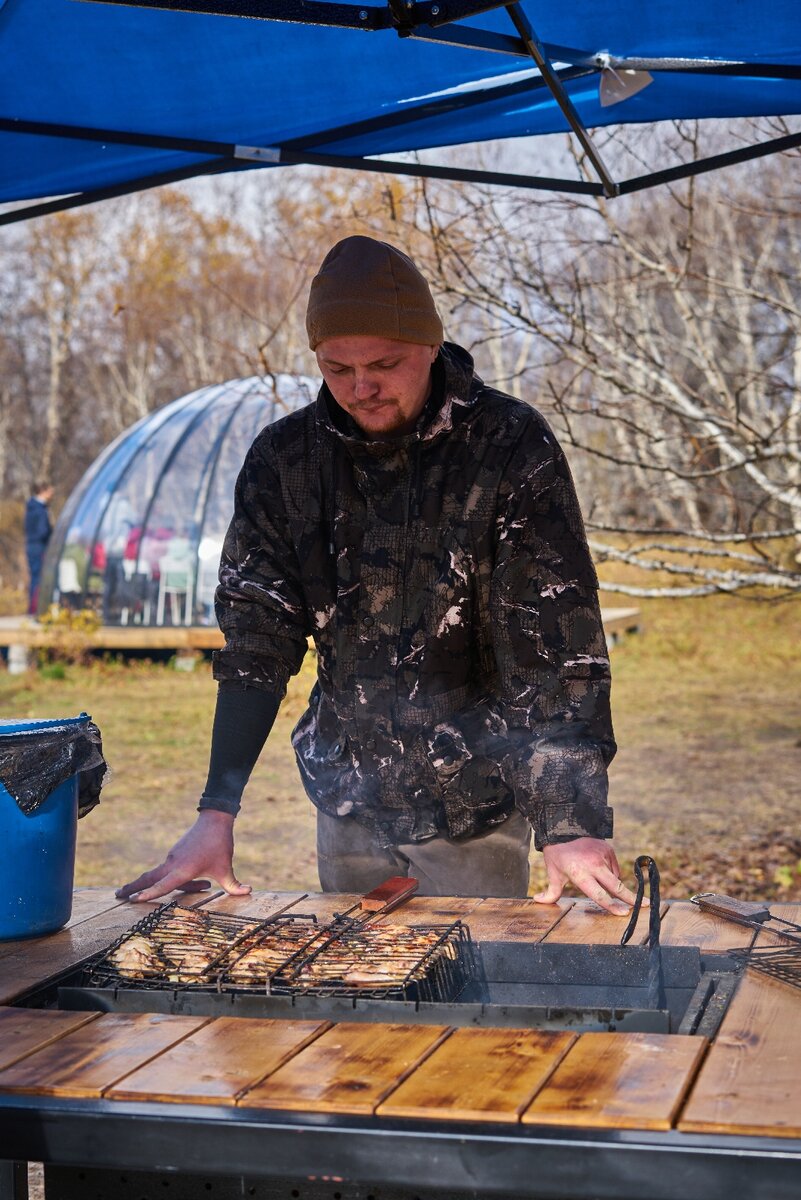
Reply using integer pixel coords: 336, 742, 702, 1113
226, 925, 324, 984
108, 934, 162, 977
101, 906, 249, 983
147, 907, 227, 981
96, 904, 462, 996
281, 923, 455, 990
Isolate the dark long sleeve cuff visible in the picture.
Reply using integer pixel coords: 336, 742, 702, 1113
198, 682, 281, 817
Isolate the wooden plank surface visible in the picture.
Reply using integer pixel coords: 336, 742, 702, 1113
377, 1027, 575, 1123
523, 1032, 708, 1131
373, 896, 481, 927
0, 892, 208, 1004
679, 971, 801, 1138
287, 893, 363, 923
240, 1021, 450, 1114
202, 891, 477, 927
68, 887, 127, 924
0, 888, 125, 960
772, 903, 801, 922
0, 1007, 99, 1072
465, 898, 572, 943
0, 1012, 210, 1098
108, 1017, 328, 1105
542, 900, 660, 945
659, 901, 756, 952
200, 891, 306, 920
756, 902, 801, 947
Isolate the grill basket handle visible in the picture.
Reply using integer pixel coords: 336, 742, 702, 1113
691, 893, 772, 924
359, 876, 419, 914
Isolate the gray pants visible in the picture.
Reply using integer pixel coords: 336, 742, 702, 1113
316, 808, 531, 898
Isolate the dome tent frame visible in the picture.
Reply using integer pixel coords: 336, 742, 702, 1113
39, 376, 316, 628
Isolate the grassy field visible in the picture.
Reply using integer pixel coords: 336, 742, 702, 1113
1, 594, 800, 901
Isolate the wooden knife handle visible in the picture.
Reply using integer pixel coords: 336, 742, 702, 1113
693, 893, 772, 923
360, 876, 419, 913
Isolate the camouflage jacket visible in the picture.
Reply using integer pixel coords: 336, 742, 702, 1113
214, 343, 615, 849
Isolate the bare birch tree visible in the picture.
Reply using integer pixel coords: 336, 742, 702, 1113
394, 132, 801, 599
4, 142, 801, 602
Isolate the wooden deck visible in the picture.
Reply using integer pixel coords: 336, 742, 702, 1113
1, 889, 798, 1199
0, 607, 643, 666
0, 615, 222, 652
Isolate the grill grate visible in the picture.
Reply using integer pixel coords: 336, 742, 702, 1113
266, 919, 475, 1001
84, 901, 477, 1003
732, 945, 801, 990
691, 892, 801, 993
85, 903, 320, 990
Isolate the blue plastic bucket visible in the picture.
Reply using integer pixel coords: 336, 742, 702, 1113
0, 714, 88, 940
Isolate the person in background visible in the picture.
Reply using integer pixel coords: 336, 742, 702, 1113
24, 481, 54, 615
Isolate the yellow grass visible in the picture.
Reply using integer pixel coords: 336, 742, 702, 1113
0, 593, 799, 900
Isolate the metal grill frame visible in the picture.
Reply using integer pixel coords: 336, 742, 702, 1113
733, 945, 801, 990
83, 903, 478, 1004
84, 903, 321, 992
4, 1092, 800, 1200
265, 920, 477, 1002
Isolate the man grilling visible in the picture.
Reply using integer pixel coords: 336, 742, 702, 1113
119, 237, 637, 915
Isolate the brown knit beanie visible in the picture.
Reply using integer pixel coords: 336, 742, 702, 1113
306, 236, 444, 349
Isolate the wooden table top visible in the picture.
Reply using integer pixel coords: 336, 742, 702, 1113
1, 889, 800, 1143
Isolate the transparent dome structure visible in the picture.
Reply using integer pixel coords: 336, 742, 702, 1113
39, 376, 317, 626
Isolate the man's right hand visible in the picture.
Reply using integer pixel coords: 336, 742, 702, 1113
115, 809, 252, 903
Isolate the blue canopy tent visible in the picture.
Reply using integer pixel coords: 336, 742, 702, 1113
2, 0, 801, 223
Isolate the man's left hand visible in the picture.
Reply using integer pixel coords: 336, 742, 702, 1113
534, 838, 639, 916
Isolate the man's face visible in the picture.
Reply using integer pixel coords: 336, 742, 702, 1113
316, 335, 439, 440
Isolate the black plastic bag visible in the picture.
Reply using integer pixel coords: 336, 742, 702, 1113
0, 718, 108, 818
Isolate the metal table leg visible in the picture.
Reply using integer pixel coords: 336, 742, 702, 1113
0, 1163, 28, 1200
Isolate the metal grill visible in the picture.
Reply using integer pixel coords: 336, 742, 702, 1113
85, 903, 321, 991
732, 945, 801, 990
692, 892, 801, 992
84, 901, 477, 1003
265, 919, 475, 1002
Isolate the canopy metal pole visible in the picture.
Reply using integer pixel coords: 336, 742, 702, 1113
76, 0, 512, 29
504, 3, 618, 197
618, 128, 801, 194
0, 150, 601, 227
0, 112, 603, 228
5, 121, 801, 226
0, 159, 239, 227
